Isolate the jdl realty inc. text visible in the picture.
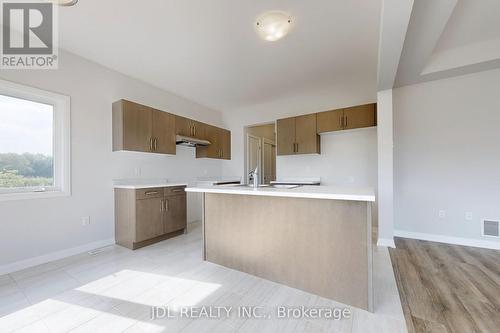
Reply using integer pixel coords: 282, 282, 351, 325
151, 306, 352, 320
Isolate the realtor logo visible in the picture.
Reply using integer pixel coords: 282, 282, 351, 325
1, 1, 58, 69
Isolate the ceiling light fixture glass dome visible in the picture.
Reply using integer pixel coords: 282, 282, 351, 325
255, 11, 293, 42
46, 0, 79, 6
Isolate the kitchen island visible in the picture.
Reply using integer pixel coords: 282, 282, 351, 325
186, 184, 376, 311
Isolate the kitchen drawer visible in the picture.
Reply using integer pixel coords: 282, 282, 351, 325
135, 188, 164, 200
164, 186, 186, 196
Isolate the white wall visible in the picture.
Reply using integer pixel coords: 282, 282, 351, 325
393, 69, 500, 246
376, 90, 394, 246
0, 50, 225, 269
222, 78, 378, 220
222, 78, 377, 177
277, 129, 377, 187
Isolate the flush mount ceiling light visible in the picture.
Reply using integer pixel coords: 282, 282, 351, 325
255, 11, 293, 42
45, 0, 79, 6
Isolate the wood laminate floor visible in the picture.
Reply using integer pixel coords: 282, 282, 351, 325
0, 222, 406, 333
389, 237, 500, 333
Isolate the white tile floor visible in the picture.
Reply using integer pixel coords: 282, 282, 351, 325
0, 222, 407, 333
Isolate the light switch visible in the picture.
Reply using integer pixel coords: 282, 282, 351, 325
81, 216, 90, 226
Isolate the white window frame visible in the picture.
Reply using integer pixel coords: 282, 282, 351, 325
0, 79, 71, 201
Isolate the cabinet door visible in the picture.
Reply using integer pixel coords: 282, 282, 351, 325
164, 194, 187, 234
220, 129, 231, 160
119, 100, 153, 152
136, 198, 164, 242
316, 109, 344, 133
295, 114, 320, 154
343, 104, 376, 130
152, 109, 176, 154
276, 117, 296, 155
175, 116, 193, 137
196, 125, 220, 158
192, 121, 207, 139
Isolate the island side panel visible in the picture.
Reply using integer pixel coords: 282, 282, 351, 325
204, 193, 370, 310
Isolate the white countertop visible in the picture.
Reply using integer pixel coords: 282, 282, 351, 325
185, 185, 375, 202
113, 183, 188, 189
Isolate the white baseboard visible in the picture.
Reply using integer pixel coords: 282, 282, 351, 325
377, 238, 396, 248
394, 230, 500, 250
0, 238, 115, 275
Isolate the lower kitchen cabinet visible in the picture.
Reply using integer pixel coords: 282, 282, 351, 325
114, 186, 187, 249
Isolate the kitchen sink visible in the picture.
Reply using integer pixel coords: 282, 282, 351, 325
226, 184, 300, 189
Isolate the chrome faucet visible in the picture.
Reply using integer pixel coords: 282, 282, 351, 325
248, 166, 260, 188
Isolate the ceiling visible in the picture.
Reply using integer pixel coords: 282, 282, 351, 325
433, 0, 500, 52
394, 0, 500, 87
57, 0, 381, 112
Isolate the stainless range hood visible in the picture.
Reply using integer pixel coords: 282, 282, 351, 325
175, 135, 211, 147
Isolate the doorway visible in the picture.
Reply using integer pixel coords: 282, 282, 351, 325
245, 123, 276, 184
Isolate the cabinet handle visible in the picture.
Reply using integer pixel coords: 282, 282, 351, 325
145, 191, 159, 196
153, 137, 158, 151
344, 116, 348, 128
149, 137, 153, 151
160, 199, 164, 212
193, 125, 196, 137
339, 115, 343, 128
172, 189, 184, 193
164, 199, 169, 212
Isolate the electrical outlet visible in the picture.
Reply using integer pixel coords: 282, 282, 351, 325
134, 168, 141, 176
465, 212, 473, 221
81, 216, 90, 226
439, 210, 446, 219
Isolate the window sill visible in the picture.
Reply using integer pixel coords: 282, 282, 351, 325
0, 190, 71, 202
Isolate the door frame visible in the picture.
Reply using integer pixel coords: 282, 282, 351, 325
246, 133, 262, 184
243, 122, 277, 184
261, 137, 276, 184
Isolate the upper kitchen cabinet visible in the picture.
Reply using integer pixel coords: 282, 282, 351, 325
112, 99, 176, 154
113, 99, 231, 159
220, 128, 231, 160
277, 117, 296, 155
317, 108, 344, 133
152, 108, 176, 154
175, 116, 206, 139
196, 125, 231, 160
295, 114, 320, 154
316, 103, 377, 133
343, 104, 377, 130
277, 114, 320, 156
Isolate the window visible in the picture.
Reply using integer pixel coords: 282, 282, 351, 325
0, 79, 70, 200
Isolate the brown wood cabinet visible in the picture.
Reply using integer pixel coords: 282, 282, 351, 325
114, 186, 187, 250
164, 193, 187, 234
113, 100, 176, 154
220, 128, 231, 160
175, 116, 206, 139
196, 125, 231, 160
343, 104, 377, 130
277, 114, 320, 155
317, 108, 344, 133
113, 99, 231, 159
152, 108, 176, 154
316, 103, 376, 133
